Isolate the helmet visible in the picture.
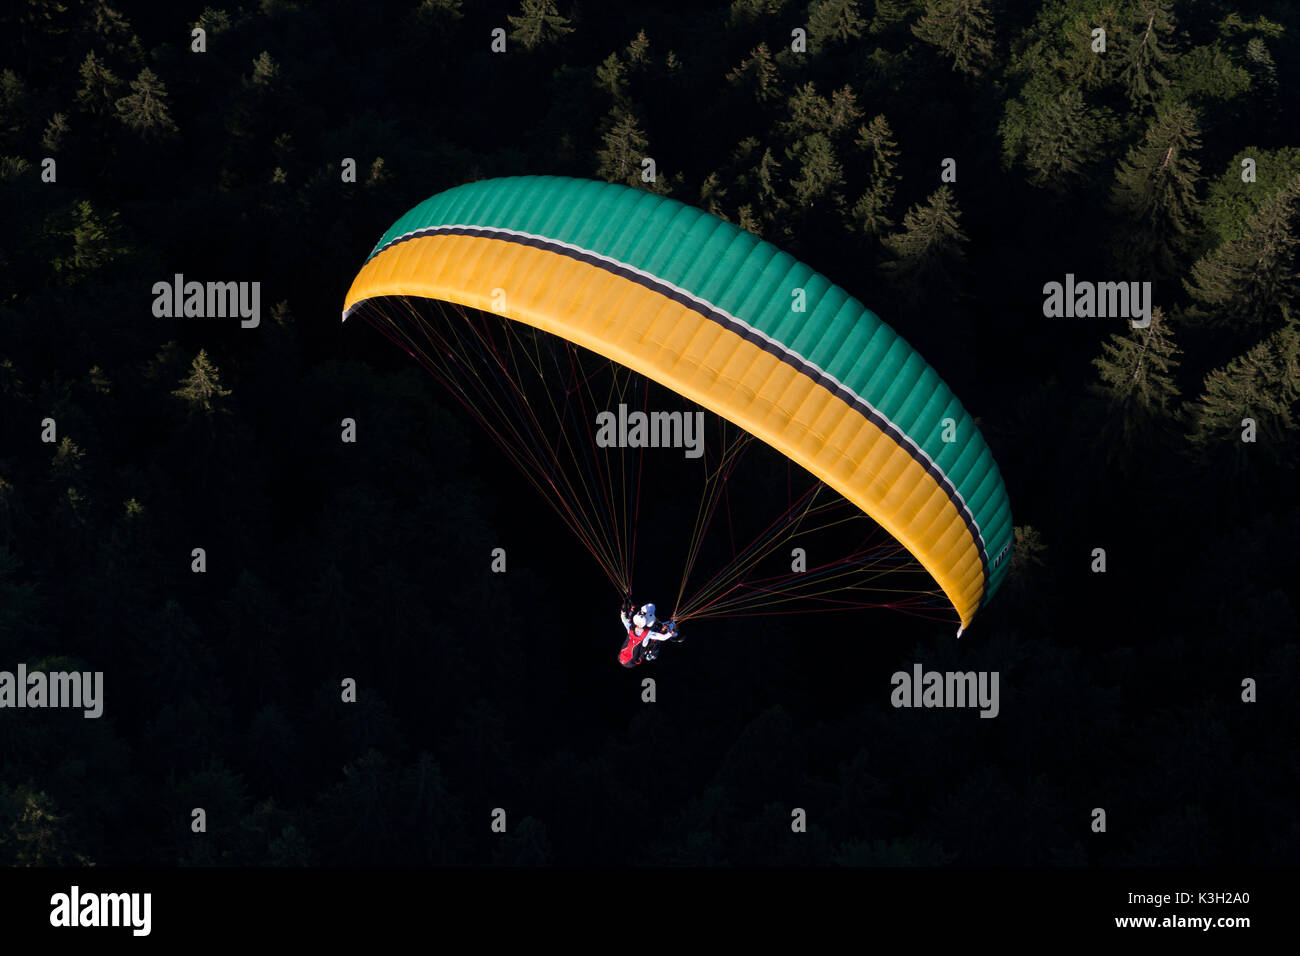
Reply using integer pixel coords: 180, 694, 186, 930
641, 603, 657, 624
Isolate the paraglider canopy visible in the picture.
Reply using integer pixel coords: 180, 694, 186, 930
344, 176, 1011, 631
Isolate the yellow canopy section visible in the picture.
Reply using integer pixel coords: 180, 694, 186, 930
345, 228, 990, 628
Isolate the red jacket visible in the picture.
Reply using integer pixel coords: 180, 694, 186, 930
619, 626, 652, 665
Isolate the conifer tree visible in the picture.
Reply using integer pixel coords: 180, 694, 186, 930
1110, 102, 1201, 276
752, 145, 788, 228
84, 1, 140, 59
789, 132, 844, 210
725, 43, 780, 104
755, 145, 782, 205
1184, 176, 1300, 333
881, 186, 967, 306
1090, 307, 1181, 453
808, 0, 866, 51
50, 201, 127, 279
8, 790, 91, 866
73, 51, 121, 117
849, 114, 898, 236
1122, 0, 1177, 106
824, 86, 863, 136
866, 0, 911, 38
912, 0, 995, 78
115, 67, 177, 138
248, 51, 280, 88
1060, 13, 1115, 90
1018, 88, 1108, 191
729, 0, 787, 24
414, 0, 464, 26
781, 82, 862, 140
623, 29, 650, 68
507, 0, 573, 50
1187, 321, 1300, 469
596, 111, 667, 193
596, 52, 627, 102
596, 111, 648, 186
699, 172, 728, 219
41, 112, 69, 151
1245, 37, 1278, 100
50, 437, 85, 482
172, 350, 232, 417
0, 70, 28, 145
1005, 525, 1050, 607
728, 139, 790, 239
